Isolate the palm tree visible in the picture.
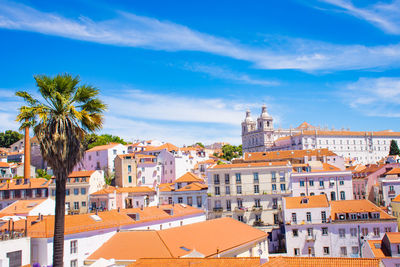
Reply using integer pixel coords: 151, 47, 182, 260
16, 74, 106, 267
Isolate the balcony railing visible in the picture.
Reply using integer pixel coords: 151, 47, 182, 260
388, 190, 396, 196
234, 206, 246, 212
213, 207, 223, 212
253, 220, 264, 227
252, 205, 263, 212
306, 234, 316, 242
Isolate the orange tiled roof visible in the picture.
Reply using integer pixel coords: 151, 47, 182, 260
91, 185, 120, 195
0, 162, 10, 168
68, 170, 96, 178
0, 199, 47, 215
86, 143, 121, 152
176, 182, 207, 192
0, 178, 51, 191
197, 159, 216, 165
330, 200, 395, 220
145, 143, 179, 152
385, 167, 400, 175
296, 121, 315, 130
118, 186, 156, 194
27, 204, 204, 238
284, 195, 329, 209
209, 161, 290, 169
366, 240, 387, 258
129, 258, 261, 267
265, 256, 381, 266
243, 149, 336, 162
392, 194, 400, 202
386, 232, 400, 243
292, 163, 341, 173
158, 183, 175, 192
175, 172, 204, 183
88, 217, 267, 261
299, 130, 400, 137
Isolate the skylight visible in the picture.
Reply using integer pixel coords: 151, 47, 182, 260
90, 214, 102, 222
180, 246, 191, 252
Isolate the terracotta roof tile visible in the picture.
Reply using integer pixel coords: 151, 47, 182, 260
129, 258, 261, 267
209, 161, 290, 170
284, 195, 329, 209
330, 200, 394, 221
0, 199, 47, 215
68, 170, 96, 178
145, 143, 178, 152
0, 162, 10, 168
176, 182, 207, 192
264, 256, 381, 266
385, 167, 400, 175
386, 232, 400, 243
175, 172, 204, 183
243, 149, 336, 162
0, 178, 51, 191
86, 143, 121, 152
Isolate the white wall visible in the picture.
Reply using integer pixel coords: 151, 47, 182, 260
0, 237, 30, 267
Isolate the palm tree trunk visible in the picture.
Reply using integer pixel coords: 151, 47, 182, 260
53, 171, 67, 267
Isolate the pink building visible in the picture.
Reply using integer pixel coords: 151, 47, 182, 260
283, 195, 398, 258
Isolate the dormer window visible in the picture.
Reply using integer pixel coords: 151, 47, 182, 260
338, 214, 346, 220
301, 197, 308, 204
361, 213, 368, 219
371, 212, 380, 219
350, 213, 357, 220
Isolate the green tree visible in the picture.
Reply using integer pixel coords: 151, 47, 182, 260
36, 169, 52, 179
85, 133, 126, 149
16, 74, 106, 267
221, 144, 242, 161
0, 130, 23, 147
194, 142, 205, 148
389, 140, 400, 156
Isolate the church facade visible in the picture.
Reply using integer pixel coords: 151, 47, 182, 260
241, 106, 400, 164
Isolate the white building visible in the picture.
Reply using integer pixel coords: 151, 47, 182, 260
0, 198, 58, 216
291, 161, 353, 201
28, 205, 206, 267
283, 195, 398, 258
158, 172, 208, 210
241, 106, 400, 164
0, 237, 31, 267
379, 167, 400, 207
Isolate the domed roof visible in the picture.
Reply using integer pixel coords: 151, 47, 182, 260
260, 105, 272, 119
244, 109, 254, 123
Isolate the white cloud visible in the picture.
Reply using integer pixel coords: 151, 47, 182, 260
2, 1, 400, 71
319, 0, 400, 34
184, 64, 279, 86
342, 77, 400, 117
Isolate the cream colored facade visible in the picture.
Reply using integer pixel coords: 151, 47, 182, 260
49, 170, 104, 214
391, 199, 400, 229
207, 162, 292, 227
115, 154, 137, 187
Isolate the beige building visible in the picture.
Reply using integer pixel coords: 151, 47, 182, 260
391, 194, 400, 229
49, 170, 104, 214
114, 153, 138, 187
115, 153, 158, 187
207, 161, 292, 228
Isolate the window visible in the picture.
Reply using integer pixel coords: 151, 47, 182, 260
319, 180, 324, 187
113, 149, 117, 155
226, 200, 231, 211
237, 215, 244, 222
350, 228, 357, 237
323, 247, 330, 255
385, 227, 392, 233
128, 176, 132, 183
339, 228, 346, 238
330, 191, 336, 201
253, 173, 259, 183
215, 186, 220, 196
279, 172, 285, 182
390, 185, 394, 191
74, 188, 79, 195
51, 189, 56, 196
339, 179, 344, 185
294, 248, 300, 256
322, 227, 328, 235
321, 211, 327, 223
66, 189, 70, 196
292, 213, 297, 223
292, 229, 299, 237
237, 198, 243, 208
306, 212, 312, 222
225, 186, 230, 195
214, 174, 220, 184
307, 228, 313, 237
237, 185, 242, 194
70, 260, 77, 267
309, 180, 314, 186
81, 201, 86, 207
187, 197, 193, 206
235, 173, 241, 184
271, 171, 276, 182
254, 199, 261, 207
70, 240, 77, 254
352, 246, 358, 255
361, 228, 368, 236
300, 180, 305, 187
373, 227, 380, 237
197, 196, 202, 208
280, 184, 286, 191
350, 213, 357, 220
225, 174, 230, 184
81, 188, 86, 195
340, 191, 345, 200
340, 247, 347, 256
272, 184, 276, 191
128, 165, 131, 172
272, 198, 278, 209
254, 185, 259, 194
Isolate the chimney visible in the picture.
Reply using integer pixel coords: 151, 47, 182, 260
24, 126, 30, 179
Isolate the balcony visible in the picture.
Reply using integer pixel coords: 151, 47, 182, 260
253, 220, 264, 227
213, 207, 223, 212
234, 206, 246, 212
252, 205, 263, 212
306, 234, 316, 242
388, 190, 396, 196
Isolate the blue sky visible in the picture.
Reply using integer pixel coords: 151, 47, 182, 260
1, 0, 400, 145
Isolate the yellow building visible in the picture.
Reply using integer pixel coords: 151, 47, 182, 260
391, 194, 400, 228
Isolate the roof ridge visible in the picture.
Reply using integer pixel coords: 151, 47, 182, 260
156, 231, 174, 257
